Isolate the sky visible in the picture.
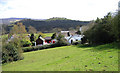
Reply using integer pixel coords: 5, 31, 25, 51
0, 0, 119, 21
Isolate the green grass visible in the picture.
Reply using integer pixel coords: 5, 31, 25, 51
34, 33, 53, 40
34, 33, 53, 37
2, 43, 119, 71
44, 33, 53, 37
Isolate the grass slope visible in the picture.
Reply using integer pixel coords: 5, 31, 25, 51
2, 43, 119, 71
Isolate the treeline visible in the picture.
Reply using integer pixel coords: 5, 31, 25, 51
16, 17, 90, 32
1, 17, 90, 34
83, 11, 120, 44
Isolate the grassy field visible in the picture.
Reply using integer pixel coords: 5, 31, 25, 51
44, 33, 53, 37
1, 33, 53, 38
2, 43, 119, 71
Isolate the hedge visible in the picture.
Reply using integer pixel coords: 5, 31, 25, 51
22, 42, 68, 52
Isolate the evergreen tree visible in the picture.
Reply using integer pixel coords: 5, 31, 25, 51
30, 34, 34, 42
67, 32, 70, 36
51, 33, 56, 39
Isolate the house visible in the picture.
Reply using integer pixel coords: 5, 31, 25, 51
44, 37, 52, 43
65, 35, 84, 44
36, 36, 45, 46
61, 28, 83, 44
35, 37, 57, 46
51, 39, 57, 44
61, 31, 69, 37
61, 30, 77, 37
44, 37, 57, 44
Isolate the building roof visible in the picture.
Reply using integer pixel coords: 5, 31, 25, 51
38, 36, 45, 41
61, 31, 69, 33
44, 37, 52, 40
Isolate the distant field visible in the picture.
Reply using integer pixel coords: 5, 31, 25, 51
34, 33, 53, 40
44, 33, 53, 37
2, 43, 119, 71
1, 33, 53, 39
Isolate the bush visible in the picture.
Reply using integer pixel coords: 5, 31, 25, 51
22, 47, 34, 52
22, 42, 68, 52
56, 33, 69, 46
21, 39, 32, 47
22, 45, 50, 52
72, 41, 80, 45
2, 38, 24, 63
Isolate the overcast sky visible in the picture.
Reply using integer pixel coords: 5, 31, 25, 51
0, 0, 119, 21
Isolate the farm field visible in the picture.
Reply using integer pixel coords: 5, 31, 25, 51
2, 43, 119, 71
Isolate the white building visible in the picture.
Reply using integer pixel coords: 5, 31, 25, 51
61, 27, 83, 44
65, 35, 84, 44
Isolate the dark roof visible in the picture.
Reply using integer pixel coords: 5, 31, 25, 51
44, 37, 52, 40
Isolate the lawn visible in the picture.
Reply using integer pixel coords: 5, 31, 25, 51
2, 43, 119, 71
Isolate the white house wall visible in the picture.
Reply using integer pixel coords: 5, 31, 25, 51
65, 35, 83, 44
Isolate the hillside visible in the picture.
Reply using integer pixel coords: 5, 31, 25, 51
0, 18, 46, 25
0, 18, 26, 25
2, 43, 119, 71
1, 17, 90, 33
17, 17, 90, 32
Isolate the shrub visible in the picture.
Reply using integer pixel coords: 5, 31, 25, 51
56, 33, 69, 46
72, 41, 80, 45
22, 45, 51, 52
22, 42, 68, 52
2, 38, 24, 63
21, 39, 32, 47
22, 47, 34, 52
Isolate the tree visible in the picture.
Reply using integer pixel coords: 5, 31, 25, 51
1, 24, 7, 35
10, 22, 27, 35
38, 32, 45, 38
30, 33, 34, 42
67, 32, 70, 36
69, 27, 75, 31
111, 11, 120, 41
51, 28, 62, 33
51, 33, 56, 39
28, 26, 37, 34
95, 17, 102, 24
10, 25, 19, 35
56, 33, 68, 46
118, 11, 120, 40
76, 25, 80, 31
76, 30, 81, 35
84, 12, 116, 44
2, 37, 23, 63
57, 33, 64, 41
17, 22, 27, 34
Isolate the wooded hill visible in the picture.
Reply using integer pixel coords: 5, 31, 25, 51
16, 17, 90, 32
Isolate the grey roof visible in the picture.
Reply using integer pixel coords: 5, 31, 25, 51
44, 37, 52, 40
